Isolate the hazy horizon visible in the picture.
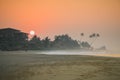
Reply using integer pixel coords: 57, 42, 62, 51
0, 0, 120, 52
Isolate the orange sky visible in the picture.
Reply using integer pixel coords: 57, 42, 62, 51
0, 0, 120, 52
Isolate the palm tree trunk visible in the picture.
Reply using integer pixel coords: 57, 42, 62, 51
90, 37, 97, 46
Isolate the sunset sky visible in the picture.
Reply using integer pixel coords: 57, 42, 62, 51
0, 0, 120, 52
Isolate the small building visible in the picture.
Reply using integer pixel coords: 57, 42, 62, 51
0, 28, 28, 50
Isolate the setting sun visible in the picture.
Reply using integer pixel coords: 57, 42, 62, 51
30, 30, 35, 35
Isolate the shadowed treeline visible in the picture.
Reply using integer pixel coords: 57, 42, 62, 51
0, 28, 102, 51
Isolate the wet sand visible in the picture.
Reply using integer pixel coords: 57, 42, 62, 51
0, 51, 120, 80
92, 53, 120, 57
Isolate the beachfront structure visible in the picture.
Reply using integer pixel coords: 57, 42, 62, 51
0, 28, 28, 50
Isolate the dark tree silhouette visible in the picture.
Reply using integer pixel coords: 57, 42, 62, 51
80, 33, 84, 42
28, 35, 41, 49
0, 28, 98, 51
41, 37, 51, 49
78, 33, 85, 47
89, 33, 100, 46
81, 41, 90, 48
52, 34, 79, 49
96, 33, 100, 37
81, 33, 84, 36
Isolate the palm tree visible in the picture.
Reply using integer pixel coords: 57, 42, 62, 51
79, 33, 84, 44
89, 33, 100, 46
43, 37, 51, 48
96, 33, 100, 37
81, 33, 84, 36
77, 33, 84, 48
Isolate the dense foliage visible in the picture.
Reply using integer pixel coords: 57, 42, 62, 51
0, 28, 92, 51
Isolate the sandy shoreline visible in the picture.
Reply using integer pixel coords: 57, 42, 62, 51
90, 53, 120, 58
0, 52, 120, 80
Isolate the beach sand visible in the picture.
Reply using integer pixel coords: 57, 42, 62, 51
0, 51, 120, 80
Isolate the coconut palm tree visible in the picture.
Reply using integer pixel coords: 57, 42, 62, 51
77, 33, 84, 48
81, 33, 84, 36
96, 33, 100, 37
79, 33, 84, 44
89, 33, 100, 46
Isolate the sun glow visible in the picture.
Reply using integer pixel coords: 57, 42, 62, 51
30, 30, 35, 35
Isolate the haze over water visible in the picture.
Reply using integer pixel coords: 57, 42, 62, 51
42, 51, 120, 57
1, 50, 118, 57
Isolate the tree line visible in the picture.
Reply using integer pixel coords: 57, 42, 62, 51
0, 28, 100, 51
